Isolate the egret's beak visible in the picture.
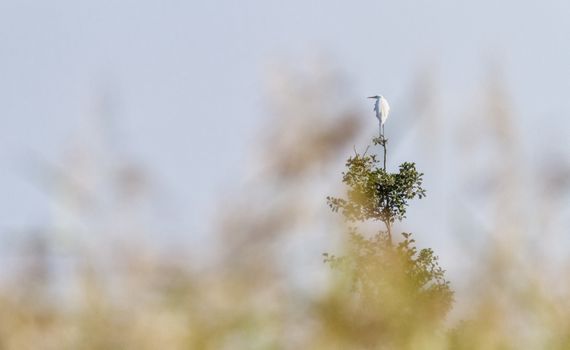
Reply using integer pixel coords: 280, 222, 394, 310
367, 96, 376, 99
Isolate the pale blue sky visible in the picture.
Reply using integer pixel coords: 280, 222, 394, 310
0, 0, 569, 250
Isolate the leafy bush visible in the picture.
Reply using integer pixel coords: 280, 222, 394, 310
323, 137, 453, 347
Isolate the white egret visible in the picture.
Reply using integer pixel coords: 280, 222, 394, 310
367, 95, 390, 137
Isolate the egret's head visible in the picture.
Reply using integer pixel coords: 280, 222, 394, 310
367, 95, 380, 99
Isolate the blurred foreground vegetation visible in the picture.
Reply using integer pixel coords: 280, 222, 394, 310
1, 66, 569, 349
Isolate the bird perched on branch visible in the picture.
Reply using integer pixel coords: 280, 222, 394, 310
368, 95, 390, 137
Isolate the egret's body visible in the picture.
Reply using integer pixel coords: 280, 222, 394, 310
368, 95, 390, 137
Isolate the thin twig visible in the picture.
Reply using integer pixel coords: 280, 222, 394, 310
386, 220, 392, 245
377, 135, 387, 171
382, 137, 387, 171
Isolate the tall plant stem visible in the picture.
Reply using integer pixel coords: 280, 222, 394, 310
383, 138, 387, 171
380, 125, 387, 171
386, 220, 392, 245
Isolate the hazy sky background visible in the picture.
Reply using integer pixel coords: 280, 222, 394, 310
0, 0, 569, 261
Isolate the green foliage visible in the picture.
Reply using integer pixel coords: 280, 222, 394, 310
323, 138, 453, 347
323, 230, 453, 319
327, 153, 426, 225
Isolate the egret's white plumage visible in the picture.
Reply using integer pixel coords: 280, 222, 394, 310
368, 95, 390, 136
